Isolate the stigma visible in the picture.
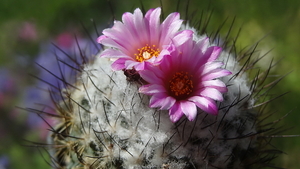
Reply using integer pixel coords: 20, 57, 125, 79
169, 71, 194, 99
135, 44, 160, 62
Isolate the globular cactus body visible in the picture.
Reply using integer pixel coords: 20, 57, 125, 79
49, 34, 271, 169
33, 5, 288, 169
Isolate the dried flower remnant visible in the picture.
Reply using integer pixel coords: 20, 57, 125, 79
97, 7, 190, 71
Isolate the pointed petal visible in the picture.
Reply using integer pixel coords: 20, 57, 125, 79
149, 93, 166, 108
196, 37, 209, 54
102, 28, 134, 50
172, 30, 194, 46
195, 88, 224, 101
180, 101, 197, 121
139, 84, 166, 94
200, 80, 228, 93
122, 12, 140, 42
124, 60, 139, 69
143, 61, 166, 79
153, 48, 170, 64
139, 70, 162, 84
160, 12, 182, 44
149, 93, 176, 110
99, 49, 130, 59
133, 8, 148, 43
197, 61, 224, 76
169, 102, 184, 122
99, 38, 127, 52
133, 61, 145, 71
145, 8, 161, 43
160, 96, 176, 110
205, 46, 222, 62
201, 68, 232, 81
97, 35, 107, 43
188, 96, 218, 115
111, 58, 128, 70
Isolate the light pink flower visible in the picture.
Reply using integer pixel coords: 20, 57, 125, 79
97, 7, 187, 71
139, 37, 232, 122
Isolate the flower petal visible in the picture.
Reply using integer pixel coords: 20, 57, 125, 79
172, 30, 194, 46
145, 7, 161, 43
133, 8, 148, 43
111, 58, 128, 70
131, 61, 145, 71
149, 93, 166, 108
200, 80, 228, 93
196, 37, 209, 54
169, 102, 184, 122
100, 48, 130, 59
180, 101, 197, 121
139, 84, 166, 94
143, 61, 166, 79
160, 12, 182, 45
122, 12, 137, 38
205, 46, 222, 62
149, 93, 175, 110
160, 96, 176, 110
101, 28, 134, 52
197, 61, 224, 76
99, 37, 127, 52
98, 7, 184, 71
97, 35, 106, 43
139, 70, 163, 84
201, 68, 232, 81
188, 96, 218, 115
195, 88, 224, 101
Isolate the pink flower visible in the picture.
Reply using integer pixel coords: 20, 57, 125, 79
97, 7, 187, 71
139, 37, 232, 122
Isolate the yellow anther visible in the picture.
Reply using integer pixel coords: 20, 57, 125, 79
135, 44, 160, 62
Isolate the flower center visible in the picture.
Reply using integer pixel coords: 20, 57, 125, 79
135, 44, 160, 62
169, 71, 194, 99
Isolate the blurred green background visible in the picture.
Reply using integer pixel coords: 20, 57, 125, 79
0, 0, 299, 168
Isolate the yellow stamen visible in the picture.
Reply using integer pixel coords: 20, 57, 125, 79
135, 44, 160, 62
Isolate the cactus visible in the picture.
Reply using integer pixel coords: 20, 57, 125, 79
29, 4, 292, 169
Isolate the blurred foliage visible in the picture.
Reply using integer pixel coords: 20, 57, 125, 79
0, 0, 299, 168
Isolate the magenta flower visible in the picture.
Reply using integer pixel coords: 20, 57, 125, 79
139, 37, 232, 122
97, 7, 187, 71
